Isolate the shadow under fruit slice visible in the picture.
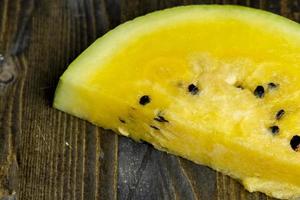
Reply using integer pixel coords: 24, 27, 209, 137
53, 5, 300, 200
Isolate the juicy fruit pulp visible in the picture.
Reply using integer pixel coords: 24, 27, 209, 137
54, 5, 300, 199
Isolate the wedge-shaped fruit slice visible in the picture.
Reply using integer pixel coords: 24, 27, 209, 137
54, 5, 300, 199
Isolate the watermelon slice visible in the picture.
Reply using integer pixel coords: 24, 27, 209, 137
54, 5, 300, 199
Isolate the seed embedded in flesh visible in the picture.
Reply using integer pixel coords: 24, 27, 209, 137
139, 95, 151, 105
290, 135, 300, 151
276, 109, 285, 120
188, 84, 199, 95
150, 125, 159, 130
254, 85, 265, 98
268, 82, 278, 89
236, 85, 244, 90
119, 118, 126, 123
154, 116, 169, 123
269, 126, 279, 134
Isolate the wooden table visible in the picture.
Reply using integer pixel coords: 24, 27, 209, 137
0, 1, 297, 199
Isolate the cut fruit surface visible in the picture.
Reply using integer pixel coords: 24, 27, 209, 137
54, 5, 300, 199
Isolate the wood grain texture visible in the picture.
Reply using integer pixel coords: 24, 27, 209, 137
0, 0, 299, 199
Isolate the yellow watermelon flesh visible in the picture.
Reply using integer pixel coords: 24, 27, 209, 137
54, 5, 300, 199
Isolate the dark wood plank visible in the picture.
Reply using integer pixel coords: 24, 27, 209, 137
0, 0, 120, 199
0, 0, 298, 199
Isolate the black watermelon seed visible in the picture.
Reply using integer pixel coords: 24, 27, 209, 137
268, 82, 278, 89
254, 85, 265, 98
269, 126, 279, 134
188, 84, 199, 95
290, 135, 300, 151
119, 118, 126, 124
150, 125, 159, 130
139, 95, 151, 105
276, 109, 285, 120
154, 116, 169, 123
236, 85, 244, 90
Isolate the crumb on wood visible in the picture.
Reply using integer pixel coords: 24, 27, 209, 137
65, 142, 72, 149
